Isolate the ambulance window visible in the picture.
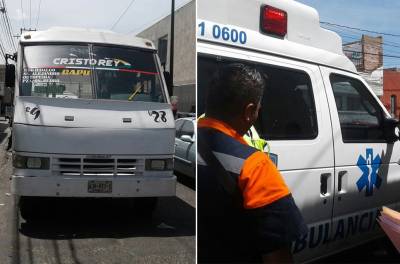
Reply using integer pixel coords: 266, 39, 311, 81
256, 67, 318, 140
197, 56, 218, 115
197, 54, 318, 140
330, 74, 385, 142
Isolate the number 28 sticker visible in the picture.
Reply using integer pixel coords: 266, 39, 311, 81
148, 110, 167, 123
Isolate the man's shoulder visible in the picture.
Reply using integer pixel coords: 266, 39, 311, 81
198, 127, 258, 160
243, 151, 273, 170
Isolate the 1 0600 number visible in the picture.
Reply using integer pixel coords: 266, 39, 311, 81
198, 22, 247, 45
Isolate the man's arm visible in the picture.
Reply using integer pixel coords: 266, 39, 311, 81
239, 152, 308, 260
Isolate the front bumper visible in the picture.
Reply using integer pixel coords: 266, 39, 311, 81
11, 175, 176, 197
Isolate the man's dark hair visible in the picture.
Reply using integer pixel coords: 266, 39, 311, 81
205, 63, 265, 119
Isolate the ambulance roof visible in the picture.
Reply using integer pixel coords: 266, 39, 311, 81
197, 0, 357, 73
20, 27, 156, 50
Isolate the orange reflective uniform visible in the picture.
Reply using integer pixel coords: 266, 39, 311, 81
198, 117, 290, 209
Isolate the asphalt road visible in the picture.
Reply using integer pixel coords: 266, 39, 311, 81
0, 121, 195, 264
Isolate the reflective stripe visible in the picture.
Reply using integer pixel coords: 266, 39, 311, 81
197, 153, 207, 166
197, 151, 245, 175
213, 151, 244, 174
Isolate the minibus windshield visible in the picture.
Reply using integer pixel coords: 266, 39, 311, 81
21, 44, 165, 103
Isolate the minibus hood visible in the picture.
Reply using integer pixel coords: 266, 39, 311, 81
13, 96, 175, 155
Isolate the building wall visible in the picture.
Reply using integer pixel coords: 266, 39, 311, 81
382, 69, 400, 118
138, 1, 195, 112
362, 35, 383, 72
343, 35, 382, 73
343, 35, 383, 97
343, 41, 363, 70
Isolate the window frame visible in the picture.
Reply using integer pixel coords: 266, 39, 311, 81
390, 95, 397, 117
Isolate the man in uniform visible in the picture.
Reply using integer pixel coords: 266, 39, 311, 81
198, 63, 307, 263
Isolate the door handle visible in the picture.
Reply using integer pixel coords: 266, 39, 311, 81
338, 170, 347, 192
337, 171, 347, 202
320, 173, 331, 196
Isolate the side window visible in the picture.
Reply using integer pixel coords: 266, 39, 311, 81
197, 54, 318, 140
330, 74, 385, 142
257, 67, 318, 140
158, 35, 168, 66
181, 120, 194, 138
175, 119, 185, 138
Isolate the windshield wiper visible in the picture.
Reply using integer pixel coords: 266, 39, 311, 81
128, 83, 143, 101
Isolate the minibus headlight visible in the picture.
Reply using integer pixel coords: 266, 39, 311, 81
146, 159, 173, 171
13, 155, 50, 170
27, 157, 42, 169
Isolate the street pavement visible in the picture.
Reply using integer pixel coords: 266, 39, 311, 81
0, 121, 195, 264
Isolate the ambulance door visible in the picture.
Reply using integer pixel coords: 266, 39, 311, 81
320, 66, 400, 252
197, 45, 336, 261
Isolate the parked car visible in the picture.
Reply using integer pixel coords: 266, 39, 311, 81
174, 117, 196, 178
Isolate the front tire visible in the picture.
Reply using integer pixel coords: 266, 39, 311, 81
131, 197, 158, 218
19, 196, 38, 221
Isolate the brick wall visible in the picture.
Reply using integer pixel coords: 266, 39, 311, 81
362, 35, 383, 72
343, 35, 383, 72
382, 69, 400, 118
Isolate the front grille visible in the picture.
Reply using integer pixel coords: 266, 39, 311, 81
52, 157, 144, 176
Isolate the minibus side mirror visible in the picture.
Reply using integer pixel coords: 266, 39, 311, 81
383, 117, 400, 143
5, 64, 15, 88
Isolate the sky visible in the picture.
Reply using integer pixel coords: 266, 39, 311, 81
2, 0, 190, 55
2, 0, 400, 68
296, 0, 400, 68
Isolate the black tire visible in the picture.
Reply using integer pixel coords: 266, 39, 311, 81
19, 196, 38, 221
131, 197, 158, 218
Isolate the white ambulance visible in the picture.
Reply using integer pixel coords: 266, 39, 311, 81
197, 0, 400, 261
5, 27, 176, 218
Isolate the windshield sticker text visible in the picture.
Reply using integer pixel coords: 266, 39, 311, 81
53, 58, 131, 68
61, 69, 91, 76
23, 68, 60, 84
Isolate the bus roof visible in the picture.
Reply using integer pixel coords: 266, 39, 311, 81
20, 27, 156, 50
197, 0, 357, 73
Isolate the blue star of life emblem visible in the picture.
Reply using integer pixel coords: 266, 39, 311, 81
356, 148, 382, 197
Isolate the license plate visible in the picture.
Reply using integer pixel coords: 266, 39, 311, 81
88, 180, 112, 193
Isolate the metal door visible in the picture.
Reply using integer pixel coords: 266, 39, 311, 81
320, 66, 400, 253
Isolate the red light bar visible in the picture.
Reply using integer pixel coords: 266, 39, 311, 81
260, 5, 287, 37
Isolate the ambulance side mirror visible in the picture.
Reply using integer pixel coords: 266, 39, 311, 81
383, 117, 400, 143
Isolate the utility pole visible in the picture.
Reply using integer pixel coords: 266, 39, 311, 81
169, 0, 175, 95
